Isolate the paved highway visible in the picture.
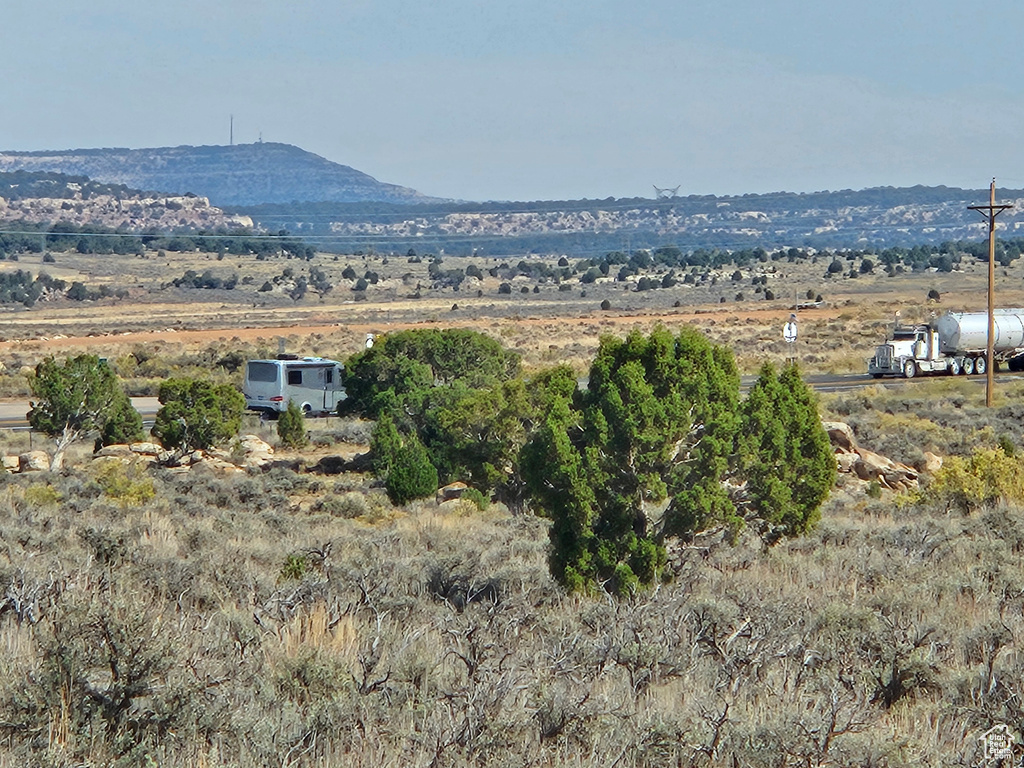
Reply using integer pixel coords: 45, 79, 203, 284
0, 372, 1019, 430
0, 397, 161, 431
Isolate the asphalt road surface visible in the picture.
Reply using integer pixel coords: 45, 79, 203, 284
0, 372, 1019, 430
0, 397, 160, 431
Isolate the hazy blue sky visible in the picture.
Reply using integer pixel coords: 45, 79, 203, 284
4, 1, 1024, 200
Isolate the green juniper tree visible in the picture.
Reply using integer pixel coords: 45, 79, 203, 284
431, 365, 578, 513
369, 410, 402, 478
737, 362, 836, 543
152, 378, 245, 455
385, 434, 439, 505
342, 328, 521, 417
28, 354, 142, 471
525, 327, 740, 594
276, 399, 308, 450
525, 327, 833, 596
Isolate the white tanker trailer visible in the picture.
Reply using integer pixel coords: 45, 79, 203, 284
868, 310, 1024, 378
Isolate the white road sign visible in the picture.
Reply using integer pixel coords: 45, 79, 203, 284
783, 321, 798, 343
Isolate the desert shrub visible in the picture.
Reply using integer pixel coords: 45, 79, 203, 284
462, 487, 488, 510
920, 446, 1024, 512
316, 491, 368, 518
277, 399, 308, 449
94, 460, 156, 508
11, 593, 189, 761
79, 526, 130, 566
426, 559, 500, 610
280, 553, 309, 581
327, 417, 374, 445
22, 482, 61, 507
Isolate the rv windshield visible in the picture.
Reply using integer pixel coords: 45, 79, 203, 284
247, 362, 279, 383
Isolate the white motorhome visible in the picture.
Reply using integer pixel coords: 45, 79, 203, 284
243, 356, 346, 417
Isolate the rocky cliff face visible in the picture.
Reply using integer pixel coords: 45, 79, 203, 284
0, 143, 433, 206
0, 185, 252, 232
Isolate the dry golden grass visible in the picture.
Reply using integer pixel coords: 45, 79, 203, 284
0, 431, 1021, 766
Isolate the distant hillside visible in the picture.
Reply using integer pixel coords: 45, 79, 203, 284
0, 143, 435, 206
236, 186, 1024, 256
0, 170, 253, 232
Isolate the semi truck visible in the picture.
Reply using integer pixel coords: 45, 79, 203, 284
868, 310, 1024, 378
243, 355, 346, 417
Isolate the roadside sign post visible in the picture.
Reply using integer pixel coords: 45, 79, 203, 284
783, 314, 798, 364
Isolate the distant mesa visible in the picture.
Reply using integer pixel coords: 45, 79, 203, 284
0, 142, 436, 207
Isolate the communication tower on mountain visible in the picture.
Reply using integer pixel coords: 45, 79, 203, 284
653, 185, 680, 200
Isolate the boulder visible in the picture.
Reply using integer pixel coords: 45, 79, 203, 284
1, 455, 18, 472
824, 420, 920, 491
436, 481, 469, 505
95, 444, 135, 459
836, 451, 859, 473
823, 422, 857, 453
130, 442, 164, 456
918, 451, 943, 474
203, 456, 245, 474
237, 434, 274, 467
854, 448, 919, 491
19, 451, 50, 472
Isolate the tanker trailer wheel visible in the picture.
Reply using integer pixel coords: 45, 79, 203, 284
975, 356, 987, 375
903, 360, 917, 379
948, 358, 961, 376
963, 357, 975, 375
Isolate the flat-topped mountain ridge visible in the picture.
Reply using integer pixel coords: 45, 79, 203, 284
0, 143, 434, 207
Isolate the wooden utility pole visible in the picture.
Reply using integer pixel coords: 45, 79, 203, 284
968, 179, 1013, 407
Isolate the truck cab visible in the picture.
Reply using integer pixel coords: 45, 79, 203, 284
868, 324, 943, 378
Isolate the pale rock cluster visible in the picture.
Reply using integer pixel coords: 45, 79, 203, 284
824, 421, 940, 492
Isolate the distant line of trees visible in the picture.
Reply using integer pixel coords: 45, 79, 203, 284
0, 221, 312, 259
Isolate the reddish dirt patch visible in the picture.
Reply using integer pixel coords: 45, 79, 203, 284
0, 306, 838, 355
